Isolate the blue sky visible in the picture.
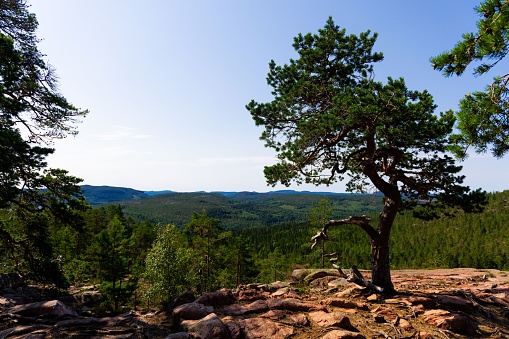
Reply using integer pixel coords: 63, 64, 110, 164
30, 1, 508, 192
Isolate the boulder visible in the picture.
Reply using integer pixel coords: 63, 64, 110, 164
181, 313, 230, 339
309, 276, 341, 288
224, 299, 269, 316
238, 317, 294, 339
221, 316, 242, 339
171, 291, 196, 307
263, 280, 290, 293
436, 295, 473, 310
172, 302, 214, 321
292, 269, 340, 283
259, 309, 286, 320
384, 295, 435, 308
8, 300, 78, 317
55, 317, 108, 328
0, 325, 50, 339
289, 313, 309, 326
397, 318, 413, 331
164, 333, 192, 339
322, 298, 368, 310
237, 289, 266, 302
328, 278, 349, 288
71, 291, 104, 307
304, 270, 342, 284
271, 287, 290, 297
370, 306, 399, 323
195, 289, 236, 307
308, 310, 356, 331
423, 309, 477, 335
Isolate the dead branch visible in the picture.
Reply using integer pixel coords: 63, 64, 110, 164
346, 266, 385, 294
311, 215, 374, 251
311, 216, 386, 293
324, 252, 346, 277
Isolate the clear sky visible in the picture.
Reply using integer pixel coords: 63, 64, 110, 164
30, 1, 508, 193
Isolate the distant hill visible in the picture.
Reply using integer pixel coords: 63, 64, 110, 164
81, 185, 149, 205
113, 191, 383, 229
80, 185, 384, 228
80, 185, 356, 205
144, 190, 173, 196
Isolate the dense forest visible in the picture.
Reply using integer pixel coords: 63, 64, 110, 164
2, 189, 508, 312
238, 190, 509, 274
115, 190, 383, 228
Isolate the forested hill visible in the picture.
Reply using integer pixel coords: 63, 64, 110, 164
81, 185, 149, 204
104, 190, 383, 229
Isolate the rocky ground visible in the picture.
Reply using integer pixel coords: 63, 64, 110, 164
1, 268, 509, 338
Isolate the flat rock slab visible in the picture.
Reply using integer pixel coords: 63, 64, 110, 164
238, 317, 294, 339
8, 300, 78, 317
322, 329, 366, 339
308, 310, 356, 331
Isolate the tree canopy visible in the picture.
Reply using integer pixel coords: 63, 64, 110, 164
247, 17, 485, 292
0, 0, 87, 210
431, 0, 509, 157
0, 0, 88, 285
0, 0, 87, 142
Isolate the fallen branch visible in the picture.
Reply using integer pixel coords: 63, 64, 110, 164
346, 266, 385, 294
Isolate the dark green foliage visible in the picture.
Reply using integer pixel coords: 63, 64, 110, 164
235, 191, 509, 275
307, 197, 333, 268
237, 221, 371, 273
390, 190, 509, 269
0, 210, 69, 287
431, 0, 509, 157
93, 216, 135, 312
0, 0, 89, 287
43, 205, 158, 310
185, 210, 231, 292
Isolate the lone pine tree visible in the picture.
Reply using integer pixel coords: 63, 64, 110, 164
247, 18, 486, 293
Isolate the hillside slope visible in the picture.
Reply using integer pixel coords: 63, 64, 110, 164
81, 185, 149, 205
115, 191, 383, 229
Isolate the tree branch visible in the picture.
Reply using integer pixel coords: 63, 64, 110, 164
311, 215, 377, 247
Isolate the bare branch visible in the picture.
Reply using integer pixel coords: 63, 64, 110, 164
311, 216, 377, 248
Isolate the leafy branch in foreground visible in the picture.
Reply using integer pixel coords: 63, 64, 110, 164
431, 0, 509, 157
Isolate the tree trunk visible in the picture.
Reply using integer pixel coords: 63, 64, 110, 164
370, 196, 399, 293
370, 234, 394, 293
